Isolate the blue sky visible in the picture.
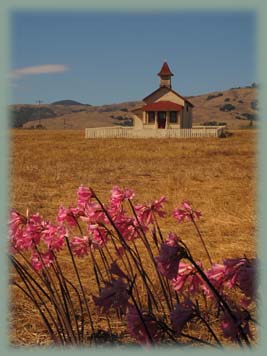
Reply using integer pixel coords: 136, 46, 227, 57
10, 11, 256, 105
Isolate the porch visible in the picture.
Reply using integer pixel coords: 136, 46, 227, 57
85, 126, 226, 139
141, 101, 185, 129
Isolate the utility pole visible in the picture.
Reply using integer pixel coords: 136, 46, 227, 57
36, 100, 43, 126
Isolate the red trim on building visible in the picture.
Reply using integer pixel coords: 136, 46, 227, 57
142, 101, 183, 112
157, 62, 173, 76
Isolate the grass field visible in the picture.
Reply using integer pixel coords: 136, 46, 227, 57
9, 129, 257, 346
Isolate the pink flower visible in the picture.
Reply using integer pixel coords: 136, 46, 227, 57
11, 228, 33, 251
10, 213, 45, 252
41, 224, 66, 252
126, 306, 163, 345
135, 196, 167, 226
155, 240, 184, 279
82, 201, 108, 225
25, 213, 44, 245
57, 207, 80, 227
224, 258, 256, 301
77, 185, 94, 206
9, 210, 27, 236
93, 278, 129, 314
205, 263, 227, 296
135, 196, 167, 225
220, 309, 252, 342
170, 300, 195, 336
31, 250, 54, 271
110, 186, 135, 208
114, 214, 140, 241
89, 225, 109, 249
224, 258, 244, 287
173, 201, 202, 223
166, 232, 180, 246
171, 262, 203, 295
70, 236, 89, 257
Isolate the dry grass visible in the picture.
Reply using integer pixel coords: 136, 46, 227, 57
9, 129, 257, 346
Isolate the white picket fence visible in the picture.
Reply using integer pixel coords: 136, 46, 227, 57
85, 126, 226, 139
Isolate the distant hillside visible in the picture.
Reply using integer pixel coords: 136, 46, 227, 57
51, 99, 90, 106
10, 105, 58, 128
189, 86, 257, 128
9, 86, 258, 129
9, 101, 142, 129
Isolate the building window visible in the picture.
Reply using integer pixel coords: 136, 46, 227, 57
170, 111, 177, 123
148, 111, 155, 123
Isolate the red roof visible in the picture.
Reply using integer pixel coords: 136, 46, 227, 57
142, 101, 183, 112
158, 62, 173, 76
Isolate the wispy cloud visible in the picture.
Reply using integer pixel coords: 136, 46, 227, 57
10, 64, 69, 78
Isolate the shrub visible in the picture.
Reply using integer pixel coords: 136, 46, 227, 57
224, 98, 230, 102
35, 124, 46, 129
113, 116, 133, 127
121, 119, 133, 127
219, 104, 236, 112
242, 113, 258, 121
206, 93, 223, 101
114, 115, 124, 121
203, 121, 218, 126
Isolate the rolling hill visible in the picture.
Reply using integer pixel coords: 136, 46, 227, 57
9, 86, 258, 130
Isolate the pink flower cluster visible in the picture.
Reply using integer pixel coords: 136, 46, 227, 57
170, 258, 256, 308
171, 262, 204, 295
9, 210, 66, 271
9, 185, 257, 346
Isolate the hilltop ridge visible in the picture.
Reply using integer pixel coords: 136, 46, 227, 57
51, 99, 91, 106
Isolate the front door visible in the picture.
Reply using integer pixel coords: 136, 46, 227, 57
158, 112, 166, 129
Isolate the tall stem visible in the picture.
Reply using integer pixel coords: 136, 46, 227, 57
65, 237, 95, 338
191, 216, 213, 266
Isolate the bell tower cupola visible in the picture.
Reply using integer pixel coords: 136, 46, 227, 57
157, 61, 173, 89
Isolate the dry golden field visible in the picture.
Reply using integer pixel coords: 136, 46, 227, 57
9, 129, 257, 346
